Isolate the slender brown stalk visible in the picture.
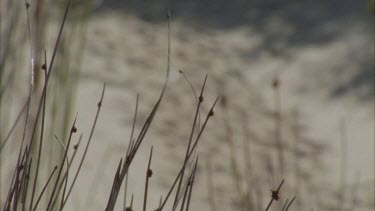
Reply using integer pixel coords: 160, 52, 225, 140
107, 158, 124, 210
32, 166, 58, 211
48, 133, 72, 208
178, 69, 202, 130
158, 196, 163, 209
46, 116, 77, 211
159, 96, 219, 210
29, 49, 48, 211
285, 196, 296, 211
265, 179, 285, 211
62, 84, 106, 208
143, 147, 153, 211
25, 0, 73, 165
3, 147, 28, 210
124, 94, 139, 210
59, 138, 74, 211
180, 166, 197, 211
123, 143, 132, 210
0, 99, 29, 151
50, 134, 82, 209
13, 154, 31, 211
106, 86, 165, 210
282, 198, 290, 211
172, 75, 207, 210
7, 0, 74, 208
178, 178, 190, 211
126, 194, 134, 211
184, 157, 198, 211
105, 11, 171, 210
21, 157, 33, 211
13, 149, 32, 211
11, 1, 35, 208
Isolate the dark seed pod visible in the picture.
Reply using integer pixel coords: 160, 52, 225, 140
147, 169, 153, 178
271, 189, 280, 201
199, 96, 203, 103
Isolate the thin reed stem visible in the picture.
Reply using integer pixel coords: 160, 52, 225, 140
265, 179, 285, 211
105, 11, 171, 210
172, 75, 207, 210
159, 96, 219, 210
184, 157, 198, 211
124, 94, 139, 210
286, 196, 296, 211
0, 99, 29, 151
32, 166, 58, 211
29, 49, 48, 211
46, 116, 77, 211
62, 84, 106, 208
282, 198, 290, 211
143, 147, 153, 211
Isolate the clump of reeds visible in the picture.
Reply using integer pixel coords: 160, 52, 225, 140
2, 1, 372, 211
1, 2, 219, 211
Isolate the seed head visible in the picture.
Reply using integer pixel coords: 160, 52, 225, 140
271, 189, 280, 201
71, 126, 77, 133
147, 169, 153, 178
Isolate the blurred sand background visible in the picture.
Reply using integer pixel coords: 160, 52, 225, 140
1, 0, 374, 210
